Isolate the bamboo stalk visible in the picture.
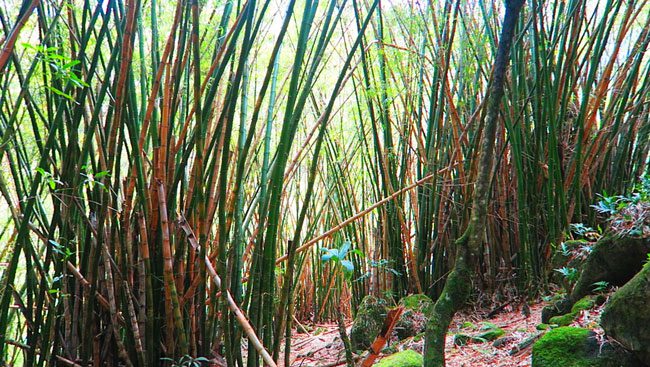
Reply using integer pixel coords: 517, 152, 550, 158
177, 216, 278, 367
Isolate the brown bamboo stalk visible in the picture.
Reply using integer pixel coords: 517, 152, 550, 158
0, 0, 40, 72
157, 180, 189, 356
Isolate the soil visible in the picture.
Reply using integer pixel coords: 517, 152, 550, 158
285, 300, 607, 367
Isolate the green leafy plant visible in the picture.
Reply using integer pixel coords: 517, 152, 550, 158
321, 240, 362, 277
592, 281, 609, 293
554, 267, 579, 284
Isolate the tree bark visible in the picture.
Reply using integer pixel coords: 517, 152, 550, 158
423, 1, 526, 366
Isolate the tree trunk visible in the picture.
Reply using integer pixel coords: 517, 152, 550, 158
423, 1, 525, 365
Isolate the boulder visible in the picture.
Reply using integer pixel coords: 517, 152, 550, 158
547, 296, 596, 326
542, 236, 650, 323
532, 327, 641, 367
349, 295, 388, 351
601, 264, 650, 365
394, 294, 433, 340
375, 350, 423, 367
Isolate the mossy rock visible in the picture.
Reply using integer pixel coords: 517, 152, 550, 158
375, 350, 423, 367
532, 327, 641, 367
543, 236, 650, 323
452, 324, 505, 346
572, 296, 596, 313
477, 327, 505, 341
546, 296, 596, 327
601, 263, 650, 365
350, 295, 388, 351
492, 336, 516, 347
461, 321, 477, 330
394, 294, 432, 340
549, 312, 577, 326
394, 310, 418, 339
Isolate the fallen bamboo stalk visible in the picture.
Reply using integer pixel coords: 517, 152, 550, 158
361, 306, 404, 367
177, 216, 277, 367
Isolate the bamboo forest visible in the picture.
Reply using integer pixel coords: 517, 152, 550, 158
1, 0, 649, 366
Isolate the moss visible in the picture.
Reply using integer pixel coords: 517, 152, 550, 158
543, 236, 650, 324
375, 350, 423, 367
536, 323, 550, 331
533, 327, 593, 367
477, 327, 505, 341
601, 262, 650, 365
461, 321, 476, 330
349, 295, 388, 351
549, 312, 577, 326
532, 327, 638, 367
571, 296, 595, 313
452, 326, 504, 345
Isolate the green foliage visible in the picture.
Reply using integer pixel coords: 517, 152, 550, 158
554, 267, 579, 284
321, 241, 360, 277
591, 281, 609, 293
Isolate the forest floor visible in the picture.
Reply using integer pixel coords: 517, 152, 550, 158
285, 299, 606, 367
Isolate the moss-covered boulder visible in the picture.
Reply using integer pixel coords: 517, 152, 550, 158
452, 323, 505, 346
549, 312, 576, 327
542, 236, 650, 323
532, 327, 641, 367
394, 310, 418, 339
477, 322, 505, 341
601, 264, 650, 365
375, 350, 423, 367
350, 295, 388, 351
547, 296, 597, 326
394, 294, 433, 340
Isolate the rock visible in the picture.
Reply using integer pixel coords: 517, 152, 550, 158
394, 310, 418, 339
547, 296, 596, 327
549, 313, 575, 326
349, 295, 388, 351
572, 296, 596, 313
601, 263, 650, 365
492, 336, 516, 348
542, 236, 650, 323
461, 321, 477, 329
394, 294, 433, 340
375, 350, 423, 367
532, 327, 641, 367
452, 323, 505, 346
477, 326, 505, 341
